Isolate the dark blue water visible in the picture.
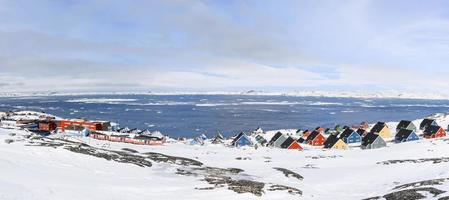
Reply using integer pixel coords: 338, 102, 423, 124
1, 95, 449, 137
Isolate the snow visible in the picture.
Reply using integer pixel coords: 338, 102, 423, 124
1, 114, 449, 199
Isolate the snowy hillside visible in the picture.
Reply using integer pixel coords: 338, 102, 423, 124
2, 114, 449, 199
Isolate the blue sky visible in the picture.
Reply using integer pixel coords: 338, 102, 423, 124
1, 0, 449, 92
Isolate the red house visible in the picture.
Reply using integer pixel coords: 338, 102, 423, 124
60, 119, 103, 132
89, 132, 109, 140
39, 121, 57, 131
306, 131, 326, 146
280, 137, 303, 150
424, 125, 446, 139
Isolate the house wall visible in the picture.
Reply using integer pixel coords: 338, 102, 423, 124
332, 140, 348, 150
378, 127, 391, 139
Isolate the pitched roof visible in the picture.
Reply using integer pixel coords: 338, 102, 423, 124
420, 119, 436, 129
269, 132, 283, 144
370, 122, 386, 133
306, 131, 321, 142
395, 129, 414, 141
362, 132, 379, 146
424, 125, 442, 136
324, 134, 339, 148
231, 132, 244, 144
356, 128, 367, 136
280, 137, 295, 148
339, 128, 356, 139
396, 120, 412, 130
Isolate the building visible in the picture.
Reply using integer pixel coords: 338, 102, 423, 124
89, 132, 109, 140
231, 132, 252, 147
420, 119, 438, 130
255, 135, 267, 145
60, 119, 104, 132
64, 125, 90, 137
306, 131, 326, 146
396, 120, 417, 132
339, 128, 361, 144
395, 129, 419, 143
324, 134, 348, 150
212, 133, 224, 144
423, 125, 446, 139
361, 132, 386, 149
273, 134, 289, 148
370, 122, 391, 139
39, 121, 57, 131
268, 132, 284, 146
280, 137, 303, 150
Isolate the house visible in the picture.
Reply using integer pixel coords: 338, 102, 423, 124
231, 132, 252, 147
370, 122, 391, 139
280, 137, 303, 150
356, 128, 368, 138
132, 135, 166, 145
324, 134, 348, 150
306, 131, 326, 146
268, 132, 284, 146
302, 130, 311, 138
253, 127, 264, 135
60, 119, 104, 132
359, 121, 370, 130
361, 132, 386, 149
255, 135, 268, 145
212, 133, 224, 144
420, 119, 438, 130
339, 128, 361, 144
39, 121, 57, 131
89, 132, 109, 140
395, 129, 419, 143
273, 134, 289, 148
109, 134, 128, 143
396, 120, 417, 132
315, 127, 325, 134
189, 137, 204, 145
64, 125, 90, 137
334, 125, 344, 133
423, 125, 446, 139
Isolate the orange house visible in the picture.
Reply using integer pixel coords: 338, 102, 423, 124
306, 131, 326, 146
60, 120, 103, 132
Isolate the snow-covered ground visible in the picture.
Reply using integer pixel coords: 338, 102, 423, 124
1, 114, 449, 199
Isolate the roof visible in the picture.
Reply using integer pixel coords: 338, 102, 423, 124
269, 132, 283, 144
370, 122, 386, 133
362, 132, 380, 146
339, 128, 356, 139
324, 134, 339, 148
356, 128, 367, 136
231, 132, 244, 144
396, 120, 412, 130
395, 129, 414, 141
306, 131, 321, 142
134, 135, 162, 140
424, 125, 442, 135
280, 137, 295, 148
420, 119, 436, 129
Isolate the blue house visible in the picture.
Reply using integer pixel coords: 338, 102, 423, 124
395, 129, 419, 143
339, 128, 361, 144
231, 132, 253, 147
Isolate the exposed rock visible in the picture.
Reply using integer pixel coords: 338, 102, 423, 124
4, 139, 14, 144
378, 157, 449, 165
273, 167, 304, 180
144, 152, 203, 166
383, 187, 445, 200
268, 184, 302, 195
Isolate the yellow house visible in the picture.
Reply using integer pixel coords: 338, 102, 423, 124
371, 122, 391, 139
332, 139, 348, 150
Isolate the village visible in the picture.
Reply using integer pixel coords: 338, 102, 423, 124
0, 110, 447, 152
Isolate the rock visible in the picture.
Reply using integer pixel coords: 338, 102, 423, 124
4, 139, 14, 144
383, 187, 445, 200
273, 167, 304, 180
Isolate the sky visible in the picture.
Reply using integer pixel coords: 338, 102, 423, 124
1, 0, 449, 93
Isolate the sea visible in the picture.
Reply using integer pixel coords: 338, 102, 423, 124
1, 94, 449, 137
